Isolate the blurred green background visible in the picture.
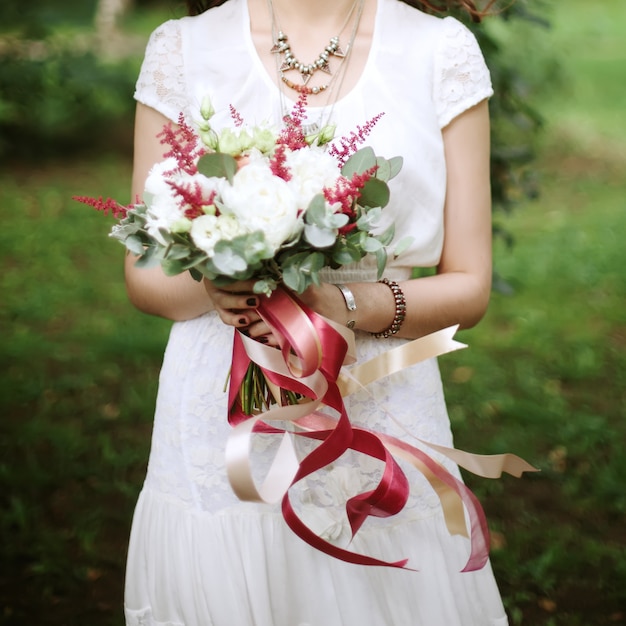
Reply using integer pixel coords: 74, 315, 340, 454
1, 1, 625, 624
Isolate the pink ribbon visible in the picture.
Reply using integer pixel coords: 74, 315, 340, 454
225, 286, 537, 571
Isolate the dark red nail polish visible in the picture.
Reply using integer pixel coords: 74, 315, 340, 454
246, 297, 257, 307
259, 336, 268, 344
238, 318, 247, 325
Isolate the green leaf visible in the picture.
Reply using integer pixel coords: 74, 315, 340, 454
332, 243, 362, 266
359, 178, 390, 209
301, 251, 326, 274
212, 246, 248, 274
375, 248, 388, 279
341, 146, 377, 177
362, 237, 383, 253
375, 158, 391, 182
253, 278, 277, 296
197, 152, 238, 183
165, 243, 192, 260
189, 267, 203, 282
304, 224, 336, 248
124, 234, 145, 255
304, 194, 328, 226
393, 235, 413, 258
387, 156, 403, 180
378, 223, 395, 246
133, 245, 160, 268
161, 258, 188, 276
282, 264, 306, 292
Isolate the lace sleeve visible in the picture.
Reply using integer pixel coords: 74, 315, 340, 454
433, 17, 494, 129
134, 19, 188, 123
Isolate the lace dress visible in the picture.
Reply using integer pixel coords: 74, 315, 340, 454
125, 0, 507, 624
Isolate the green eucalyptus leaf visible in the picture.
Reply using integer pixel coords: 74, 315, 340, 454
302, 251, 326, 274
362, 237, 383, 253
375, 247, 388, 279
161, 258, 188, 276
356, 206, 382, 231
378, 223, 395, 246
197, 152, 238, 183
134, 245, 160, 268
253, 278, 277, 296
123, 234, 145, 255
375, 157, 391, 182
388, 156, 403, 179
165, 243, 192, 260
304, 224, 336, 248
359, 178, 390, 209
341, 146, 377, 177
304, 194, 328, 225
332, 243, 362, 265
188, 267, 203, 282
212, 245, 248, 275
181, 253, 209, 270
393, 235, 413, 258
282, 264, 305, 292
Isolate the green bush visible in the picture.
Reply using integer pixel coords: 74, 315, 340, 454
0, 50, 138, 160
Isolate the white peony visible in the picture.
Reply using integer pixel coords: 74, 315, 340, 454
144, 194, 187, 246
219, 160, 301, 252
285, 147, 341, 209
190, 213, 244, 257
143, 157, 179, 202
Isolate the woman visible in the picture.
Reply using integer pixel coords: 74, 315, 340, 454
124, 0, 505, 624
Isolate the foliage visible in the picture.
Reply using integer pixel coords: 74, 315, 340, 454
0, 49, 138, 160
462, 1, 557, 230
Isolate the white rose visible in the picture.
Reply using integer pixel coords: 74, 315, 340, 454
285, 147, 341, 209
190, 213, 244, 256
220, 160, 301, 252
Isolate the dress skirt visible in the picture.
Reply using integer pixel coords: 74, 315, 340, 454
124, 270, 508, 626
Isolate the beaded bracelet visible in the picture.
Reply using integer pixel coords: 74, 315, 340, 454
370, 278, 406, 338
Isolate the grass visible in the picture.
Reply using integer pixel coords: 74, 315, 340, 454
1, 1, 625, 624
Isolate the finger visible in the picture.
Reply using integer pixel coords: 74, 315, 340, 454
206, 284, 260, 313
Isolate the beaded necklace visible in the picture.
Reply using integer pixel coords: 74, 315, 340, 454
268, 0, 365, 97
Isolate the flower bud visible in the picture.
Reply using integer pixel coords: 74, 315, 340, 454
171, 217, 192, 233
318, 124, 336, 145
200, 129, 219, 151
252, 127, 277, 155
237, 130, 254, 154
200, 95, 215, 121
217, 128, 240, 156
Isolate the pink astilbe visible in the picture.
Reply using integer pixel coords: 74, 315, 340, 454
158, 113, 205, 175
72, 195, 129, 219
328, 112, 385, 166
167, 181, 218, 220
269, 144, 292, 181
324, 165, 379, 235
277, 93, 309, 151
229, 104, 245, 128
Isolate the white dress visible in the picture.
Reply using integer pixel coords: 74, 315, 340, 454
126, 0, 507, 624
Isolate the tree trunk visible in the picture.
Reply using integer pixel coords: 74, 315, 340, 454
95, 0, 132, 38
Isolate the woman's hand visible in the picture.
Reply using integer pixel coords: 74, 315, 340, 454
204, 279, 279, 347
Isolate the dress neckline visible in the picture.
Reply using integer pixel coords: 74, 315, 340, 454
241, 0, 383, 115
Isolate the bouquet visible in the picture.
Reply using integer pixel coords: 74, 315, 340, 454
76, 95, 407, 297
76, 96, 536, 570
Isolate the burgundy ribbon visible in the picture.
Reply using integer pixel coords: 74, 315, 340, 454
225, 286, 536, 571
